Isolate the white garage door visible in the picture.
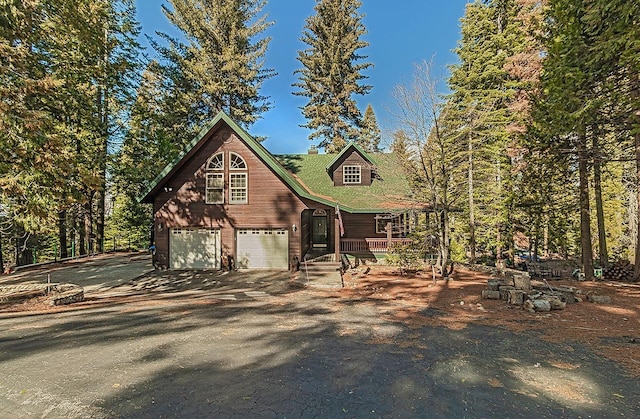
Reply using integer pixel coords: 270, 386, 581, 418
170, 228, 220, 269
236, 228, 288, 269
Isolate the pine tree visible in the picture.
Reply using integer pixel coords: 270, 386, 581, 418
359, 104, 381, 152
447, 0, 524, 262
532, 0, 613, 278
294, 0, 372, 153
580, 0, 640, 278
157, 0, 275, 135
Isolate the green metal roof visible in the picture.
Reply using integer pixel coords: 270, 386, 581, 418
276, 152, 413, 212
139, 111, 413, 213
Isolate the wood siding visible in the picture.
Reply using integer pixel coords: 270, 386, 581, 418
152, 127, 312, 269
340, 212, 385, 239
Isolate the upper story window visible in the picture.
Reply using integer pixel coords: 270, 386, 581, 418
207, 152, 224, 170
205, 152, 224, 204
229, 152, 248, 204
343, 165, 361, 184
230, 152, 247, 169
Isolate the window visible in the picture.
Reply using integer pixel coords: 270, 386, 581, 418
230, 152, 247, 169
205, 152, 248, 204
230, 173, 247, 204
376, 213, 411, 234
207, 152, 224, 170
205, 152, 224, 204
206, 173, 224, 204
343, 165, 361, 184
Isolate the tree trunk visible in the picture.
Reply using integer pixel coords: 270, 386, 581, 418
468, 134, 476, 264
74, 205, 83, 256
0, 230, 4, 273
58, 210, 68, 259
632, 73, 640, 282
438, 210, 451, 280
96, 190, 105, 253
593, 135, 608, 267
84, 199, 93, 255
578, 140, 594, 281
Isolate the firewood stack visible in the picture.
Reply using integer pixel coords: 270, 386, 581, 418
602, 261, 634, 282
481, 273, 580, 312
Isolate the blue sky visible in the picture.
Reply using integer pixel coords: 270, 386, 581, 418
135, 1, 469, 154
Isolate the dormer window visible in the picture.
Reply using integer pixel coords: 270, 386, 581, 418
343, 165, 361, 184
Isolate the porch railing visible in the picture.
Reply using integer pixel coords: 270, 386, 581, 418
340, 238, 413, 254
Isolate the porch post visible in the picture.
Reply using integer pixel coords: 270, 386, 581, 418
334, 210, 341, 262
386, 222, 393, 252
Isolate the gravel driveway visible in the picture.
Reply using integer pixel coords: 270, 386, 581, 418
0, 258, 638, 418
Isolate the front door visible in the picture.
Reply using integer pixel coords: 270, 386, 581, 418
312, 216, 328, 248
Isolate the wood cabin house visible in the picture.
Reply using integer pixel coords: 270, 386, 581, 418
139, 112, 423, 270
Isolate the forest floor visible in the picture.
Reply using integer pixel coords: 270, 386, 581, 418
2, 258, 639, 378
1, 259, 639, 417
337, 266, 640, 376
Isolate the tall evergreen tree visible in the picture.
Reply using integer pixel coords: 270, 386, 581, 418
359, 104, 381, 152
580, 0, 640, 278
157, 0, 275, 137
294, 0, 372, 153
447, 0, 524, 262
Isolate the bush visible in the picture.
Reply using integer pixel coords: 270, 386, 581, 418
387, 242, 423, 272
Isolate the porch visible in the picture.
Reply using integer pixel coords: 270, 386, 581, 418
340, 238, 413, 255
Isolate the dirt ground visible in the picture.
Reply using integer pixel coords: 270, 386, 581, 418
2, 263, 639, 378
335, 266, 640, 377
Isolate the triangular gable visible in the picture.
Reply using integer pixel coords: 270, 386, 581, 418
138, 111, 342, 209
325, 141, 377, 173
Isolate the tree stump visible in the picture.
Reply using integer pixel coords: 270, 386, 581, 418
498, 285, 516, 300
513, 274, 531, 291
507, 289, 526, 305
487, 278, 504, 291
482, 290, 501, 299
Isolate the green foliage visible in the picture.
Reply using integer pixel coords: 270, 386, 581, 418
293, 0, 372, 152
359, 104, 382, 152
386, 241, 423, 272
157, 0, 275, 133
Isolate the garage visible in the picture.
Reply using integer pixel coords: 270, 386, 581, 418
236, 228, 289, 269
170, 228, 220, 269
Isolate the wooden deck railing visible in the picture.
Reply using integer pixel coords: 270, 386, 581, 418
340, 238, 413, 254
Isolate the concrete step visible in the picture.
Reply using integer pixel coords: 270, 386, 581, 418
297, 262, 342, 288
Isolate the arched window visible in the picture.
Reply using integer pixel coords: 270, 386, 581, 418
205, 152, 224, 204
207, 152, 224, 170
229, 153, 248, 204
229, 152, 247, 169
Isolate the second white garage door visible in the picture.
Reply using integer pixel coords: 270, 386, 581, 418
236, 228, 288, 269
170, 228, 220, 269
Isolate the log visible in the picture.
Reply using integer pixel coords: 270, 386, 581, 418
513, 274, 531, 291
588, 294, 612, 304
498, 285, 516, 300
532, 284, 577, 303
482, 290, 501, 299
487, 278, 504, 291
523, 299, 551, 312
541, 295, 566, 310
507, 289, 526, 306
